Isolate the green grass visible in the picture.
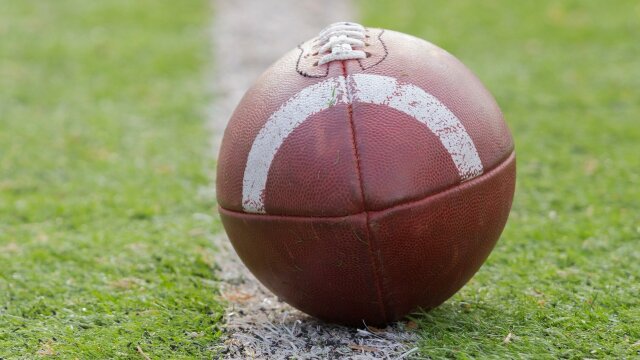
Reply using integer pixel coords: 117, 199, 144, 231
0, 1, 223, 358
2, 1, 639, 358
361, 0, 640, 358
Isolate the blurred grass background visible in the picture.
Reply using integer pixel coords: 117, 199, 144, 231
0, 0, 222, 358
362, 0, 640, 358
0, 0, 639, 358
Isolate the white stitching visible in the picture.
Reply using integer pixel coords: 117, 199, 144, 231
317, 22, 367, 65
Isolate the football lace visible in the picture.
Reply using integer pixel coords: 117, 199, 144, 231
316, 22, 367, 65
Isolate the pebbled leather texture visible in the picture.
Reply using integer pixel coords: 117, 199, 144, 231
216, 27, 516, 326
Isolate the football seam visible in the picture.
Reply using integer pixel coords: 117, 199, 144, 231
340, 60, 389, 324
219, 150, 516, 219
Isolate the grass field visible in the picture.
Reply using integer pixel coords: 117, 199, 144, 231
1, 0, 639, 359
0, 1, 222, 358
362, 0, 640, 358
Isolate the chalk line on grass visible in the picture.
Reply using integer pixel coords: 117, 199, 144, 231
209, 1, 419, 358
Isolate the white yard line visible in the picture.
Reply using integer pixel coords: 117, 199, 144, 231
210, 1, 418, 358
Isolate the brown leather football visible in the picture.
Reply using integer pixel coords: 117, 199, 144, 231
216, 22, 515, 326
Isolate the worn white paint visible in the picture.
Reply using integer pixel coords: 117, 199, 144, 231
350, 74, 484, 181
242, 74, 483, 214
242, 76, 348, 213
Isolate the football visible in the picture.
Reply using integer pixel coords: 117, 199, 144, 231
216, 22, 516, 326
